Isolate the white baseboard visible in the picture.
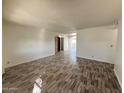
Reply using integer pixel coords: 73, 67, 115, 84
5, 54, 55, 68
114, 69, 122, 87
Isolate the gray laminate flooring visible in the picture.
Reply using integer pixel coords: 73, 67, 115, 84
2, 52, 121, 93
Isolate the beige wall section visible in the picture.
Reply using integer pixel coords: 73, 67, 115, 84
114, 20, 122, 86
3, 21, 58, 68
77, 25, 118, 63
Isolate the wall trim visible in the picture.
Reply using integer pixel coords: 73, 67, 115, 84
77, 56, 112, 64
5, 54, 55, 72
114, 69, 122, 87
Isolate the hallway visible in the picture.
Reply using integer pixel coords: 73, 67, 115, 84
3, 52, 121, 93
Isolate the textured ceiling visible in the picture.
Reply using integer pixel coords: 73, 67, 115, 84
3, 0, 121, 33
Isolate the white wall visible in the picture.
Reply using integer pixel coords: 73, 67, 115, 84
77, 25, 118, 63
64, 35, 77, 52
64, 36, 69, 51
68, 36, 76, 52
114, 20, 122, 86
3, 21, 58, 68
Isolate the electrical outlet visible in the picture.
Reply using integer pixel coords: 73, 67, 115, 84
110, 44, 114, 48
92, 56, 94, 58
7, 61, 10, 64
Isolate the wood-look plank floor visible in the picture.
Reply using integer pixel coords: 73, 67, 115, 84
3, 52, 121, 93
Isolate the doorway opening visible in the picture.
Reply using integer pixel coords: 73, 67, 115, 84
55, 33, 77, 62
68, 33, 77, 61
55, 36, 64, 53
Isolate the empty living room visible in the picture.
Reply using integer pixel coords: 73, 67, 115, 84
1, 0, 122, 93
